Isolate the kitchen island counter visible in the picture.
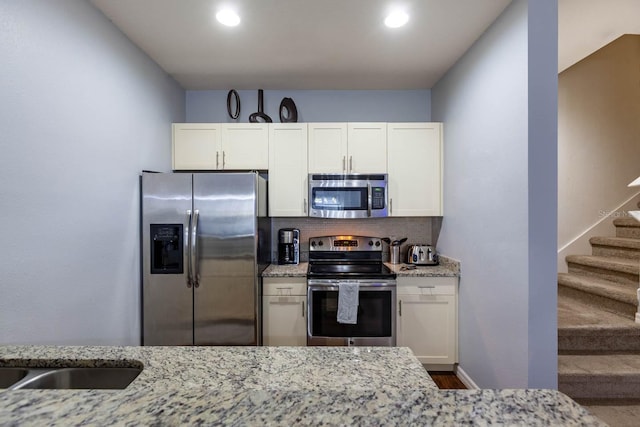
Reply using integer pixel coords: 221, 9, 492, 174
0, 346, 602, 426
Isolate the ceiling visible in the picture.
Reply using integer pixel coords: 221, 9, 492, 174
559, 0, 640, 72
90, 0, 640, 90
90, 0, 511, 90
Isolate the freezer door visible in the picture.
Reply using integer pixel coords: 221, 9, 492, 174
141, 172, 193, 345
193, 173, 258, 345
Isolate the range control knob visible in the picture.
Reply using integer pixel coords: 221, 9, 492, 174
375, 241, 381, 247
311, 241, 316, 247
318, 241, 323, 247
368, 240, 374, 246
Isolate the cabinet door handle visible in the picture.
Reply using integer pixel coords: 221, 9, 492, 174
390, 198, 393, 215
303, 198, 307, 214
222, 151, 226, 169
216, 152, 219, 169
399, 300, 402, 317
349, 156, 353, 172
342, 156, 346, 173
302, 301, 305, 318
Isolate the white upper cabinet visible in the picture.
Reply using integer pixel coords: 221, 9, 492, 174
222, 123, 269, 170
347, 123, 387, 173
172, 123, 268, 170
172, 123, 221, 170
307, 123, 348, 173
387, 123, 443, 216
308, 123, 387, 173
269, 123, 308, 217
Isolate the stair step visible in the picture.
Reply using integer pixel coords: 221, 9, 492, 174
558, 293, 640, 353
559, 354, 640, 399
615, 217, 640, 239
591, 236, 640, 260
566, 255, 640, 287
576, 400, 640, 427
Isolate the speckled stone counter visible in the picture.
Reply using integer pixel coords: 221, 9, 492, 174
0, 346, 603, 426
262, 262, 308, 277
262, 256, 460, 278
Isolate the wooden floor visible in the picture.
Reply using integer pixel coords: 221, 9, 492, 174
427, 371, 467, 389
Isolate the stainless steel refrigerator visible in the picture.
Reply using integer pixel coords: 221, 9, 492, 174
140, 172, 270, 346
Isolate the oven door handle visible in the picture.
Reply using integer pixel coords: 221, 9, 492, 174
367, 182, 372, 217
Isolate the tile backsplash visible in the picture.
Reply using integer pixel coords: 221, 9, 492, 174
270, 217, 442, 263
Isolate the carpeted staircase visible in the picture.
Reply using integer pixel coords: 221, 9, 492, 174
558, 208, 640, 425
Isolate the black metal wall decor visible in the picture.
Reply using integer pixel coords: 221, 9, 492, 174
226, 89, 240, 119
248, 89, 272, 123
279, 97, 298, 123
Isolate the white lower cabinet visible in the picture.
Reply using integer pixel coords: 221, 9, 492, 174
262, 277, 307, 346
397, 277, 458, 367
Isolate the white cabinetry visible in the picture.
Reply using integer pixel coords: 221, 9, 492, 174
172, 123, 268, 170
308, 123, 387, 173
308, 123, 348, 173
269, 124, 308, 217
397, 276, 457, 367
172, 123, 220, 170
387, 123, 443, 216
262, 277, 307, 346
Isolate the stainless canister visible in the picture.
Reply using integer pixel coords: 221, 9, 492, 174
390, 245, 401, 264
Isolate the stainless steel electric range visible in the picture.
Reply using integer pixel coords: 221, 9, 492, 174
306, 235, 397, 346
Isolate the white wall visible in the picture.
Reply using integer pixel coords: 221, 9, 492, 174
187, 90, 431, 123
0, 0, 184, 345
558, 35, 640, 258
432, 0, 558, 388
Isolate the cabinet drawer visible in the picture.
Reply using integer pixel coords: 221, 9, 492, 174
397, 277, 457, 296
263, 277, 307, 296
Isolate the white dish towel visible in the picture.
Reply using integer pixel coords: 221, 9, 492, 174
337, 282, 359, 324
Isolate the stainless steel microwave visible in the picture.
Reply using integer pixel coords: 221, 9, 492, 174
308, 174, 388, 218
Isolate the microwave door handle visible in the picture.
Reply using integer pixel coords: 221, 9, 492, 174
191, 209, 200, 288
186, 210, 193, 288
367, 183, 372, 217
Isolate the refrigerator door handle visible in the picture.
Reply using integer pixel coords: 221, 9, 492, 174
186, 210, 193, 288
191, 209, 200, 288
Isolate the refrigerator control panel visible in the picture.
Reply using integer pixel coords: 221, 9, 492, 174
150, 224, 183, 274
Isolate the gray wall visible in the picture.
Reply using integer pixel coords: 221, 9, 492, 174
187, 90, 431, 123
432, 0, 558, 388
0, 0, 185, 345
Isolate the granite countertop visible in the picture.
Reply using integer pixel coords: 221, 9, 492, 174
262, 262, 308, 277
0, 346, 603, 426
262, 256, 460, 278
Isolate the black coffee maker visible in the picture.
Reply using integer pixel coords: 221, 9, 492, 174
278, 228, 300, 265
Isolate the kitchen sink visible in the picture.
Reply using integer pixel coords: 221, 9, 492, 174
8, 367, 142, 390
0, 368, 29, 388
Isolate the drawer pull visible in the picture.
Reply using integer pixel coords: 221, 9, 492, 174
399, 300, 402, 317
301, 301, 305, 318
418, 285, 436, 289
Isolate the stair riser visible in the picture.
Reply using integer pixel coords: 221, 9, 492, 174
616, 227, 640, 239
558, 286, 637, 320
558, 334, 640, 353
559, 377, 640, 399
592, 245, 640, 260
567, 263, 640, 288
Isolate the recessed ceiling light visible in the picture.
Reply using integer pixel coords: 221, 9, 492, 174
384, 11, 409, 28
216, 9, 240, 27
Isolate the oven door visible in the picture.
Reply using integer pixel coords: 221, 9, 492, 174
307, 279, 396, 346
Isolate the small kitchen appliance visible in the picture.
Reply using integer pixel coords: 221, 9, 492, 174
278, 228, 300, 265
406, 244, 439, 266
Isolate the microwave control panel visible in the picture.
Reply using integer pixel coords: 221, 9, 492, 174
372, 187, 385, 209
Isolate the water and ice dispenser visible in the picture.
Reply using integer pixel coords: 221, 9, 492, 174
150, 224, 183, 274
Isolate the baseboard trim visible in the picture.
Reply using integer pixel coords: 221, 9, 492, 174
455, 365, 480, 390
